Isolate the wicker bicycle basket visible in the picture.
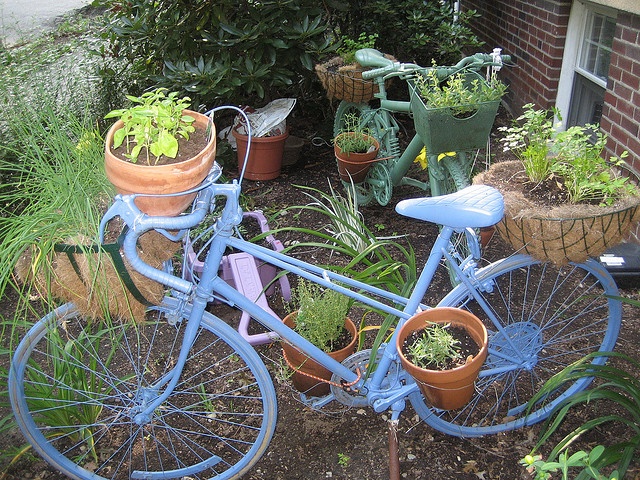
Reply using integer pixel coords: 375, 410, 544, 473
474, 160, 640, 265
315, 56, 394, 103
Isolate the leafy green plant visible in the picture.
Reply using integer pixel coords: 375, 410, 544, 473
521, 447, 619, 480
287, 279, 352, 352
0, 100, 114, 305
405, 322, 462, 369
104, 88, 196, 165
263, 183, 417, 374
334, 113, 377, 155
523, 351, 640, 480
98, 0, 332, 105
336, 32, 378, 64
499, 103, 636, 204
551, 125, 634, 206
325, 0, 483, 67
498, 103, 558, 182
2, 320, 122, 472
414, 69, 507, 116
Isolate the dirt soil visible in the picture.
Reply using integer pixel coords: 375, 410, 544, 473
2, 109, 640, 480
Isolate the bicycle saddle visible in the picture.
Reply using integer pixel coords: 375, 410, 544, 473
355, 48, 396, 68
395, 185, 504, 229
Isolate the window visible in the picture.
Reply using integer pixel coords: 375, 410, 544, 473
557, 3, 616, 129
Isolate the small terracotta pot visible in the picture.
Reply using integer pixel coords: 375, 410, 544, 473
282, 312, 357, 397
104, 110, 216, 217
334, 134, 379, 183
233, 128, 288, 181
396, 307, 488, 410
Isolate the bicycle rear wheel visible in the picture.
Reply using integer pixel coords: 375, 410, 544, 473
410, 255, 621, 436
9, 298, 277, 479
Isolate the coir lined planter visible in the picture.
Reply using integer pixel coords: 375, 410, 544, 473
396, 307, 488, 410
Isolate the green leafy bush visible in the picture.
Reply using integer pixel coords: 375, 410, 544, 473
98, 0, 332, 106
323, 0, 483, 66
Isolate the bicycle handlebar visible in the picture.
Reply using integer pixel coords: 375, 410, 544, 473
360, 49, 512, 81
99, 175, 242, 294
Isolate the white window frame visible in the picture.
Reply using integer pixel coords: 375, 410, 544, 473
556, 1, 616, 128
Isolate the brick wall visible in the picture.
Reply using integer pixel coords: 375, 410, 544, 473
463, 0, 640, 167
600, 11, 640, 170
462, 0, 572, 116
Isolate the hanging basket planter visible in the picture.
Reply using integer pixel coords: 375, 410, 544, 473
315, 56, 394, 103
474, 160, 640, 265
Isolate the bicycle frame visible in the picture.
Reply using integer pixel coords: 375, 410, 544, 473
335, 48, 509, 204
100, 174, 495, 418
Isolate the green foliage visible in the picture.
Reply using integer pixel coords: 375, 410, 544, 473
405, 322, 461, 369
288, 279, 352, 352
98, 0, 332, 106
414, 70, 507, 116
334, 113, 377, 155
323, 0, 483, 66
499, 104, 637, 205
551, 125, 634, 206
264, 183, 417, 374
524, 351, 640, 480
521, 448, 619, 480
97, 1, 483, 108
0, 99, 114, 303
336, 32, 378, 64
498, 103, 558, 183
104, 88, 196, 164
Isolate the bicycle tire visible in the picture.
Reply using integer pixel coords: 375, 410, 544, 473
409, 255, 621, 437
9, 298, 277, 479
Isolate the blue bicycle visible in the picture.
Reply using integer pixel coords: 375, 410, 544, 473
9, 108, 621, 479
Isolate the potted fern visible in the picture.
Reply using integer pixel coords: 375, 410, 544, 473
396, 307, 488, 410
333, 113, 380, 183
282, 279, 357, 397
104, 88, 217, 216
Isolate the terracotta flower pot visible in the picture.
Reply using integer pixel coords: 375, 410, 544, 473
334, 134, 379, 183
104, 110, 217, 217
282, 312, 357, 397
233, 128, 288, 181
396, 307, 488, 410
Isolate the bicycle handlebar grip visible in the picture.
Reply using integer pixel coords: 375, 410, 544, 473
361, 63, 400, 80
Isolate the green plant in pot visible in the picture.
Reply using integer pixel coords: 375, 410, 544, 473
396, 307, 488, 410
334, 113, 380, 183
475, 103, 640, 265
104, 88, 217, 217
410, 69, 507, 154
282, 279, 357, 397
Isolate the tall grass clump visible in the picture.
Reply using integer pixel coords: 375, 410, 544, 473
0, 98, 114, 307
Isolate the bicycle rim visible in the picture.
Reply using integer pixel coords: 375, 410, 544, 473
410, 255, 621, 436
9, 299, 277, 479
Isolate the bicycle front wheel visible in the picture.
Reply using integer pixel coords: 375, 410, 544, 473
410, 255, 621, 436
9, 298, 277, 479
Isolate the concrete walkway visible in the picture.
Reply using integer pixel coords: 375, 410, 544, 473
1, 0, 91, 46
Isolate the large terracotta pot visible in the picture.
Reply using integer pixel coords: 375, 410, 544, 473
233, 128, 288, 181
282, 312, 357, 397
104, 110, 217, 217
396, 307, 488, 410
